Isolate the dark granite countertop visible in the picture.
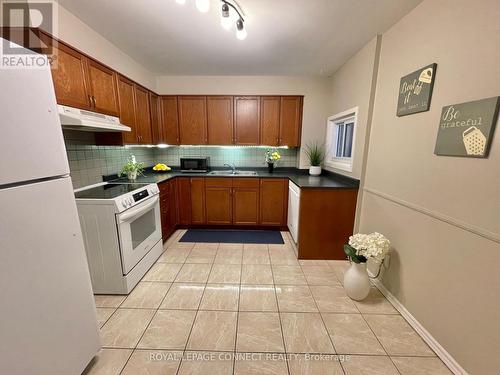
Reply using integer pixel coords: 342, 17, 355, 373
108, 167, 359, 189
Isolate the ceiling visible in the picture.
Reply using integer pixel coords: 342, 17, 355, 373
58, 0, 423, 76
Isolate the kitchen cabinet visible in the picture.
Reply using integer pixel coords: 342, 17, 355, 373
45, 36, 91, 111
205, 178, 233, 225
149, 92, 162, 144
279, 96, 303, 147
116, 75, 137, 144
233, 178, 260, 226
177, 177, 192, 225
178, 96, 207, 145
297, 188, 358, 260
134, 85, 152, 144
234, 96, 260, 145
160, 96, 180, 145
86, 60, 120, 117
207, 96, 234, 145
259, 178, 288, 226
190, 177, 206, 225
159, 179, 179, 241
260, 96, 281, 146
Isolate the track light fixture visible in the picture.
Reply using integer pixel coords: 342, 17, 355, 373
174, 0, 247, 39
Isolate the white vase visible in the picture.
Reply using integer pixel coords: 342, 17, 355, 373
127, 170, 137, 181
343, 262, 371, 301
309, 166, 321, 175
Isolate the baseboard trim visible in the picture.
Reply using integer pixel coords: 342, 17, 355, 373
369, 274, 468, 375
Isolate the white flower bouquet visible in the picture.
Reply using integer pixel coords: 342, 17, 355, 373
344, 232, 390, 264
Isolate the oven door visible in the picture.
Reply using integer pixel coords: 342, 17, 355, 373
116, 195, 161, 274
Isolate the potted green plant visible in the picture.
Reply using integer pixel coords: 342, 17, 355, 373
304, 142, 325, 175
265, 148, 281, 173
119, 155, 144, 181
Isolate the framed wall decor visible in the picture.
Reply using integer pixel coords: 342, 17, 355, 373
397, 63, 437, 117
434, 96, 500, 158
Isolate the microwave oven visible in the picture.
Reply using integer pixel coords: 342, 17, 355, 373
180, 157, 210, 173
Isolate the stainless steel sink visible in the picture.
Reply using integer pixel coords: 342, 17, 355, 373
208, 170, 258, 176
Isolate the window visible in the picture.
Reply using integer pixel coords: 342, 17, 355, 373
326, 107, 358, 172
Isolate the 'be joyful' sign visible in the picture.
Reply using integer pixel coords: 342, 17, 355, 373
397, 63, 437, 116
434, 97, 500, 158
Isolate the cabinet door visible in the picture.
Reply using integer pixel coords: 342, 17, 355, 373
177, 178, 192, 226
159, 182, 170, 241
233, 179, 260, 226
48, 39, 91, 110
87, 59, 119, 116
134, 85, 152, 144
168, 179, 179, 229
160, 96, 180, 145
279, 96, 303, 147
259, 178, 287, 226
149, 92, 162, 144
207, 96, 233, 145
260, 96, 280, 146
206, 187, 232, 225
178, 96, 207, 145
234, 96, 260, 145
190, 178, 206, 225
117, 75, 137, 144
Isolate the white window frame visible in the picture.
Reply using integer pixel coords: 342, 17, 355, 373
325, 107, 358, 172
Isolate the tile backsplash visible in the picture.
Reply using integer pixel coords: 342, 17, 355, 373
64, 131, 298, 189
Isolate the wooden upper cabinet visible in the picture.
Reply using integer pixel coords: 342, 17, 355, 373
149, 92, 162, 144
48, 39, 91, 110
279, 96, 303, 147
190, 178, 206, 225
160, 96, 180, 145
86, 60, 119, 117
234, 96, 260, 145
207, 96, 234, 145
260, 96, 281, 146
134, 85, 152, 144
178, 96, 207, 145
116, 75, 137, 144
259, 178, 288, 226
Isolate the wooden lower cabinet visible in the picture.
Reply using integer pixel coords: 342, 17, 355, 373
232, 178, 260, 225
159, 179, 179, 241
190, 178, 206, 225
297, 188, 358, 260
177, 177, 192, 226
259, 178, 288, 226
205, 178, 232, 225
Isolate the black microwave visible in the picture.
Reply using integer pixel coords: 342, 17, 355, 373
180, 157, 210, 173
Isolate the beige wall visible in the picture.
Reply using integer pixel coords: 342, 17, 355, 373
51, 3, 157, 90
326, 36, 381, 180
359, 0, 500, 373
156, 76, 331, 168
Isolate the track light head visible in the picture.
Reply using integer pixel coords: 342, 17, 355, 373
222, 3, 230, 17
236, 18, 247, 40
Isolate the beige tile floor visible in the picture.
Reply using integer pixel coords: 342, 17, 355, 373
84, 230, 452, 375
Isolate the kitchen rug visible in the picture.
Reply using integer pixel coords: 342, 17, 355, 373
179, 229, 284, 244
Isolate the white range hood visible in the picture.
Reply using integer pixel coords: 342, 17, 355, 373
58, 105, 131, 132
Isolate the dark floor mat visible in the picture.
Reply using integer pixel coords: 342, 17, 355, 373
179, 229, 284, 244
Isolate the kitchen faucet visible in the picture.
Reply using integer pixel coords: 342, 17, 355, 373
224, 163, 237, 174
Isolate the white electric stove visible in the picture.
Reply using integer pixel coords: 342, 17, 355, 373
75, 182, 163, 294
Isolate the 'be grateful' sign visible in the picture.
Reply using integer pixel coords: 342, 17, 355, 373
434, 97, 500, 158
397, 63, 437, 116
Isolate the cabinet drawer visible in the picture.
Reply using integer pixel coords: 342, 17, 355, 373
232, 178, 259, 188
205, 177, 233, 187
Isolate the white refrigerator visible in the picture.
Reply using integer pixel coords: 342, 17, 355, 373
0, 40, 101, 374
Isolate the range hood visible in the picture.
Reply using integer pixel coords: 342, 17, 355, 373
58, 105, 131, 132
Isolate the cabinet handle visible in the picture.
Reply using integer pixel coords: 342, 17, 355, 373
92, 96, 97, 107
88, 95, 93, 107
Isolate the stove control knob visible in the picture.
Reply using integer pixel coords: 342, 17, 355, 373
128, 198, 133, 206
122, 200, 127, 208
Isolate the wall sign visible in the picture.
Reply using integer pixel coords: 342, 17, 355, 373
434, 97, 500, 158
397, 63, 437, 116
